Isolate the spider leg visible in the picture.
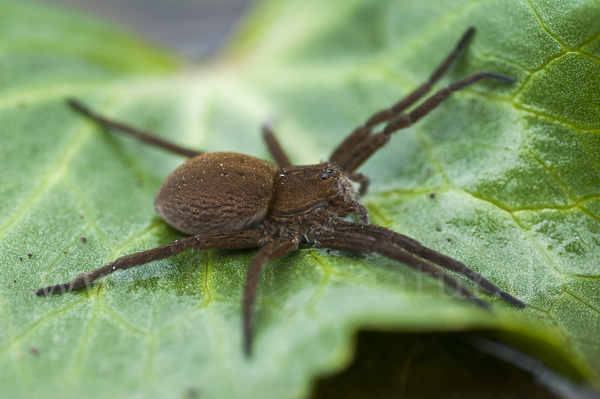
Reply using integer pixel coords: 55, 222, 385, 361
315, 229, 489, 308
341, 70, 514, 173
67, 99, 202, 158
243, 235, 298, 356
35, 230, 262, 296
262, 123, 292, 168
335, 221, 525, 307
329, 27, 475, 165
347, 172, 370, 196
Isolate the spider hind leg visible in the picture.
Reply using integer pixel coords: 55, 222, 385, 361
262, 124, 293, 168
67, 99, 203, 158
35, 230, 263, 296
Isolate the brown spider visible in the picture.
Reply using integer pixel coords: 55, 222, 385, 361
36, 27, 525, 356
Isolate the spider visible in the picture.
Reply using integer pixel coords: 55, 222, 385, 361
36, 27, 525, 356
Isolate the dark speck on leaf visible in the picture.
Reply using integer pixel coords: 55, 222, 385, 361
447, 238, 452, 243
63, 251, 67, 254
429, 193, 436, 199
27, 253, 32, 258
80, 237, 87, 243
30, 348, 39, 356
435, 226, 442, 232
19, 257, 23, 261
13, 280, 16, 283
186, 388, 199, 399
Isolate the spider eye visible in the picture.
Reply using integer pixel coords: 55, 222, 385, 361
327, 169, 333, 173
321, 173, 329, 180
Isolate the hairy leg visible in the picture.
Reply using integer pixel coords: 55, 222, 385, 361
243, 235, 298, 356
315, 229, 488, 308
341, 71, 514, 172
329, 27, 476, 165
36, 230, 263, 296
347, 172, 370, 196
262, 123, 292, 168
67, 99, 202, 158
335, 221, 525, 307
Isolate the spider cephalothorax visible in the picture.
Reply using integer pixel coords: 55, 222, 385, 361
269, 161, 364, 223
36, 27, 525, 356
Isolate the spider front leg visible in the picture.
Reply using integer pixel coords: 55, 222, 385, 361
329, 27, 476, 165
35, 230, 262, 296
347, 172, 370, 196
335, 221, 525, 307
341, 70, 514, 172
315, 229, 489, 308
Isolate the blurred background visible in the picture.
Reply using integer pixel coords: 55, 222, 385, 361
26, 0, 253, 58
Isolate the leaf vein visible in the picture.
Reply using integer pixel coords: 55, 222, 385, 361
0, 296, 88, 362
65, 296, 102, 392
565, 289, 600, 315
522, 0, 569, 50
0, 119, 94, 241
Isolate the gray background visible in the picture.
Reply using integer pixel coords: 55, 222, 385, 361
29, 0, 253, 58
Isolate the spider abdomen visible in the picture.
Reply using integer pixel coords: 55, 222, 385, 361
155, 152, 276, 235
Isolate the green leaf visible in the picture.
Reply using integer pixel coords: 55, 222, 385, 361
1, 0, 599, 397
